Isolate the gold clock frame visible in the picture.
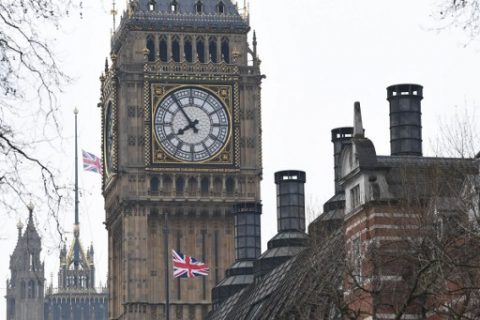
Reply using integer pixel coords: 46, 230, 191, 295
100, 70, 119, 191
145, 82, 240, 168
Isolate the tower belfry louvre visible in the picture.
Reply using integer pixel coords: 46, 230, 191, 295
100, 0, 263, 318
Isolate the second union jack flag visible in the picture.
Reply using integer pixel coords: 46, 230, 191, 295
82, 150, 103, 175
172, 249, 209, 278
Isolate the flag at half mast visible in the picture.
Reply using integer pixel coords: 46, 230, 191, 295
172, 250, 209, 278
82, 150, 103, 175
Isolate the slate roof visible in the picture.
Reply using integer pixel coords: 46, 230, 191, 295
376, 155, 477, 199
208, 289, 244, 320
353, 137, 377, 169
124, 0, 246, 31
112, 0, 248, 51
207, 228, 345, 320
376, 155, 476, 167
137, 0, 240, 15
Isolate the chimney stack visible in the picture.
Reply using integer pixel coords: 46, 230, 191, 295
211, 202, 261, 308
233, 202, 261, 261
275, 170, 306, 233
331, 127, 353, 194
253, 171, 308, 280
387, 84, 423, 156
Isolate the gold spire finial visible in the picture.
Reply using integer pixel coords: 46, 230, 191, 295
26, 202, 34, 213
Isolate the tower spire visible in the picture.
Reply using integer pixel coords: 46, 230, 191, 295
105, 58, 109, 73
16, 219, 23, 239
27, 202, 34, 223
111, 0, 118, 35
253, 30, 257, 58
73, 108, 80, 270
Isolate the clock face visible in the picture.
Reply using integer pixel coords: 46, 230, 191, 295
154, 87, 230, 162
104, 102, 114, 174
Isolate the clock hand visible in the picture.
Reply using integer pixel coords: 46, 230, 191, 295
171, 94, 200, 133
178, 119, 199, 135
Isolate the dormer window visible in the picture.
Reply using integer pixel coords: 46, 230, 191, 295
170, 0, 178, 12
195, 1, 203, 13
218, 1, 225, 14
148, 0, 155, 11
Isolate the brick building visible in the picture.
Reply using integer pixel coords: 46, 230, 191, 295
207, 84, 480, 319
342, 84, 480, 319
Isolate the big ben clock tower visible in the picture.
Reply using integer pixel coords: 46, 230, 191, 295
100, 0, 263, 319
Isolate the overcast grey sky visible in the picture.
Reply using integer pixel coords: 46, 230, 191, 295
2, 0, 480, 316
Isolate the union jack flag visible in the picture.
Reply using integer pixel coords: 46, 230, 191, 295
82, 150, 103, 175
172, 250, 209, 278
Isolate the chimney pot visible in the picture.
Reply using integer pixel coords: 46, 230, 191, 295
274, 170, 306, 233
387, 83, 423, 156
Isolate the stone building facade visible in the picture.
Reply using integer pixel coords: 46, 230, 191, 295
100, 0, 263, 319
43, 224, 108, 320
6, 205, 108, 320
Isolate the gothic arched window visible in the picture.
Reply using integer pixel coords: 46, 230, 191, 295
172, 37, 180, 62
29, 253, 34, 271
27, 280, 34, 298
170, 0, 178, 12
184, 37, 193, 63
218, 1, 225, 14
150, 177, 159, 194
195, 1, 203, 13
146, 35, 155, 62
20, 281, 26, 299
209, 37, 218, 63
226, 177, 235, 195
221, 37, 230, 63
196, 37, 205, 63
159, 36, 168, 62
201, 177, 209, 196
176, 177, 185, 195
148, 0, 155, 11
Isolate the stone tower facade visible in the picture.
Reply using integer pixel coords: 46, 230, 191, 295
100, 0, 263, 319
43, 223, 108, 320
6, 205, 45, 320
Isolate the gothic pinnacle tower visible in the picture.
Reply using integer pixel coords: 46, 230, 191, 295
6, 204, 45, 320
